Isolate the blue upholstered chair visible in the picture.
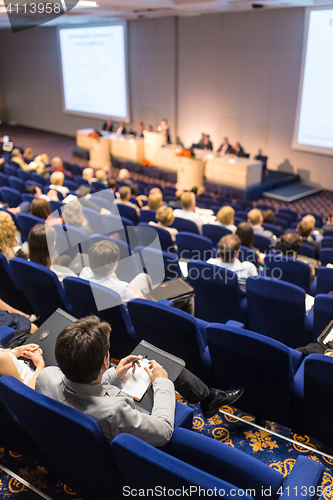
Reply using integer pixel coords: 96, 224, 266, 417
139, 209, 156, 224
21, 193, 35, 204
202, 224, 232, 246
253, 233, 271, 253
0, 376, 122, 499
321, 236, 333, 248
17, 169, 31, 182
207, 323, 303, 427
275, 217, 289, 230
136, 223, 176, 253
116, 203, 139, 225
235, 210, 248, 221
17, 213, 45, 242
298, 242, 315, 259
176, 232, 213, 261
0, 252, 32, 313
8, 175, 25, 193
133, 246, 184, 283
264, 254, 311, 294
262, 223, 282, 238
53, 223, 88, 261
319, 248, 333, 266
49, 200, 64, 213
187, 260, 247, 324
30, 172, 46, 185
323, 229, 333, 237
246, 276, 313, 348
277, 209, 298, 222
0, 187, 21, 207
0, 172, 9, 187
0, 326, 15, 347
235, 199, 253, 210
310, 267, 333, 295
312, 294, 333, 340
28, 179, 44, 191
10, 258, 72, 323
103, 214, 133, 235
4, 164, 18, 177
113, 429, 324, 500
81, 206, 105, 234
171, 217, 200, 235
63, 277, 137, 359
127, 298, 214, 385
63, 179, 79, 191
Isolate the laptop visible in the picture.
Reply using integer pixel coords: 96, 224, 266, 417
22, 308, 77, 367
145, 277, 193, 302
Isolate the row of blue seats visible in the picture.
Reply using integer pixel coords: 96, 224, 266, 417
0, 374, 324, 500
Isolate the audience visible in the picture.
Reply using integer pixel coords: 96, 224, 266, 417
30, 198, 62, 226
62, 199, 93, 236
213, 206, 236, 234
79, 240, 150, 303
236, 222, 264, 266
207, 234, 258, 294
297, 218, 321, 260
49, 171, 69, 198
0, 211, 28, 260
277, 231, 319, 275
247, 208, 275, 245
23, 147, 34, 160
11, 148, 36, 171
28, 224, 76, 282
173, 192, 203, 234
147, 191, 163, 211
50, 156, 69, 174
114, 186, 140, 216
149, 206, 178, 242
82, 168, 96, 185
95, 169, 108, 187
262, 209, 275, 225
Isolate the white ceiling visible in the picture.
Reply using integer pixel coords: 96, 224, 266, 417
0, 0, 333, 30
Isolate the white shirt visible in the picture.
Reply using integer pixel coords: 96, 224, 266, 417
212, 221, 237, 234
173, 209, 203, 234
50, 264, 77, 283
206, 257, 258, 294
0, 349, 34, 385
79, 267, 138, 303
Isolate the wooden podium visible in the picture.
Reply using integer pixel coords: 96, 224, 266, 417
110, 136, 144, 163
176, 156, 205, 190
76, 129, 111, 169
143, 131, 167, 165
205, 157, 262, 188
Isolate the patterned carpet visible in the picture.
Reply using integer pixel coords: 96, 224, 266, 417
1, 398, 333, 499
1, 123, 333, 219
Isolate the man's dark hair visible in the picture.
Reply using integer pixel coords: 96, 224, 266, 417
262, 209, 275, 224
277, 232, 303, 256
88, 240, 120, 277
25, 185, 37, 195
218, 234, 241, 263
55, 316, 111, 384
107, 178, 116, 190
129, 183, 139, 196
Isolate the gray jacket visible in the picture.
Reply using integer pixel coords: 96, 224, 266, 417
36, 366, 175, 447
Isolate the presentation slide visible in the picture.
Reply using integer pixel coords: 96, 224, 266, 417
58, 25, 129, 120
293, 8, 333, 156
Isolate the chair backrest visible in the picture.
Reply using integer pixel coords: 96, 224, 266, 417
187, 260, 243, 323
262, 223, 282, 238
63, 179, 79, 191
49, 200, 64, 213
321, 236, 333, 248
206, 323, 301, 426
246, 276, 308, 348
0, 172, 9, 187
116, 203, 139, 225
277, 209, 298, 222
17, 169, 31, 182
313, 294, 333, 339
1, 186, 21, 207
112, 432, 250, 496
176, 232, 213, 261
81, 206, 105, 234
10, 258, 72, 323
127, 299, 212, 382
17, 213, 45, 242
298, 242, 315, 259
316, 267, 333, 294
4, 164, 18, 177
53, 223, 88, 261
63, 277, 136, 359
275, 217, 289, 230
139, 209, 156, 224
238, 246, 259, 268
253, 233, 271, 253
0, 253, 32, 313
171, 217, 200, 234
303, 354, 333, 448
30, 172, 47, 185
264, 254, 311, 294
137, 223, 175, 253
202, 224, 232, 246
235, 210, 248, 221
21, 193, 35, 203
234, 199, 253, 210
8, 175, 25, 193
0, 376, 119, 499
133, 246, 182, 283
319, 248, 333, 266
323, 229, 333, 237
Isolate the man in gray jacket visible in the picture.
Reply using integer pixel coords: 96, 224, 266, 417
36, 316, 243, 446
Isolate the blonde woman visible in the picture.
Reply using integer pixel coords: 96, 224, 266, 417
0, 211, 27, 260
213, 206, 237, 234
62, 199, 93, 235
148, 191, 163, 211
149, 206, 178, 242
49, 171, 69, 198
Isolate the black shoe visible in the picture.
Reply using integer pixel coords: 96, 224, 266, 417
200, 387, 244, 419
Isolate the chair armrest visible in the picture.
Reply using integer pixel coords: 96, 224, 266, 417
280, 456, 323, 500
0, 326, 15, 347
194, 317, 209, 346
287, 347, 303, 374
